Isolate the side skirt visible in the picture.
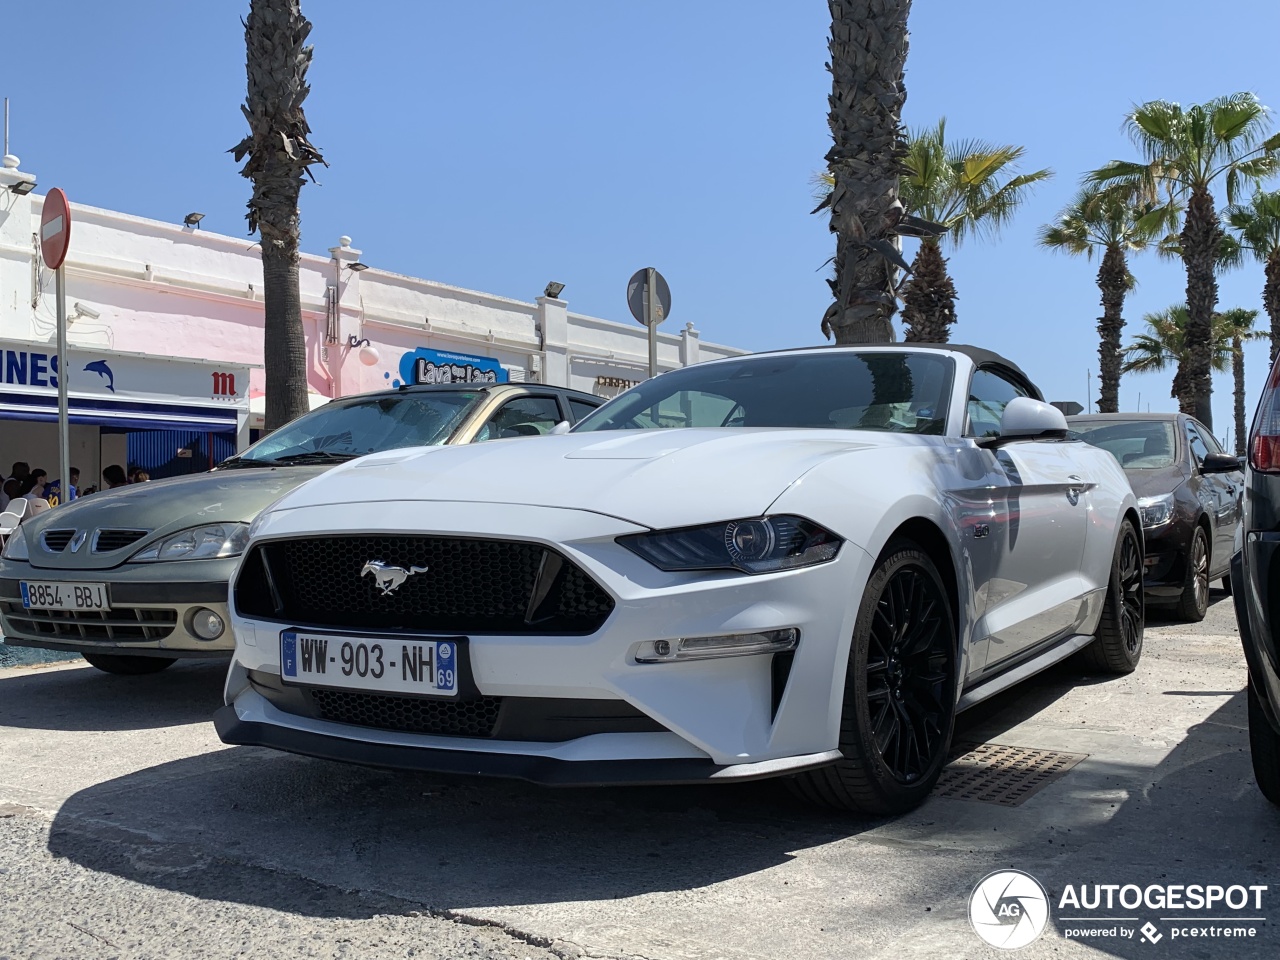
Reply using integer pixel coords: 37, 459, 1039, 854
956, 633, 1096, 713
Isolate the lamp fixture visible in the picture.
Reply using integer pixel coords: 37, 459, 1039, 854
8, 179, 35, 196
183, 212, 205, 228
346, 336, 380, 367
543, 281, 565, 299
347, 261, 369, 272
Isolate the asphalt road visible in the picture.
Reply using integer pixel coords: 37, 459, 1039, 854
1, 590, 1275, 960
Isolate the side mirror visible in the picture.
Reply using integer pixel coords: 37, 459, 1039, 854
997, 397, 1069, 442
548, 420, 571, 436
1201, 452, 1242, 474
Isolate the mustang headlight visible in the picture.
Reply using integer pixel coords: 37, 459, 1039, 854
619, 515, 841, 574
1137, 494, 1174, 529
1, 526, 29, 561
129, 523, 251, 563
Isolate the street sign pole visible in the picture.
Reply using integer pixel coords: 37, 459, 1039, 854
41, 188, 73, 507
645, 267, 657, 379
56, 266, 69, 505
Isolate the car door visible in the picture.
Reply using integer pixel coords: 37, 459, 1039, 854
1187, 420, 1240, 576
473, 394, 565, 441
964, 368, 1092, 673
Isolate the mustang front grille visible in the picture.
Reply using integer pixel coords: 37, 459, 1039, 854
0, 601, 177, 642
235, 535, 614, 635
309, 688, 504, 738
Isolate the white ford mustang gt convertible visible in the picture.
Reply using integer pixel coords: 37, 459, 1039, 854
216, 344, 1143, 814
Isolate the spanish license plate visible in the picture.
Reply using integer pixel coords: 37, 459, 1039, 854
279, 630, 459, 697
20, 581, 110, 611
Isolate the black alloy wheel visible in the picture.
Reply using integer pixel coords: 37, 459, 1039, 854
1176, 526, 1210, 622
865, 563, 953, 784
1080, 518, 1144, 674
791, 539, 957, 815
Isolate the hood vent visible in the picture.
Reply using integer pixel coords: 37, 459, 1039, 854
92, 529, 149, 553
41, 529, 76, 552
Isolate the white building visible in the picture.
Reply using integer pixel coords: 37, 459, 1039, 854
0, 154, 745, 486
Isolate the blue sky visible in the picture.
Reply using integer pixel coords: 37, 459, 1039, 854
6, 1, 1280, 444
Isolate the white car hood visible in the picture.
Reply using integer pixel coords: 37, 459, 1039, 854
269, 428, 884, 529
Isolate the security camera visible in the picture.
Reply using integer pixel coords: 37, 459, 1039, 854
72, 302, 101, 320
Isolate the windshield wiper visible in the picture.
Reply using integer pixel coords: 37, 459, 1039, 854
216, 456, 278, 469
267, 451, 360, 464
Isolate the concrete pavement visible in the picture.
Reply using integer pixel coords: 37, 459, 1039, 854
1, 590, 1276, 959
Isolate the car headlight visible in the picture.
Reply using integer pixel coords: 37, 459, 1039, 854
619, 515, 842, 574
1137, 494, 1174, 528
1, 526, 29, 561
129, 523, 251, 562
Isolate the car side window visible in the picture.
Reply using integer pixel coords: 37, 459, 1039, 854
567, 398, 601, 423
1192, 422, 1224, 456
966, 369, 1030, 438
1185, 423, 1210, 468
475, 396, 563, 441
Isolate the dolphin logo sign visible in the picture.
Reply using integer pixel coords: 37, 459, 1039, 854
83, 360, 115, 393
361, 560, 429, 595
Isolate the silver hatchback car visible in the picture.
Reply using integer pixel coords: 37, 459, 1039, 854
0, 383, 602, 674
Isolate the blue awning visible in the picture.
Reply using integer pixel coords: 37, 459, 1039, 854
0, 390, 238, 433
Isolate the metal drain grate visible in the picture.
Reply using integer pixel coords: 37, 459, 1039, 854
936, 742, 1087, 807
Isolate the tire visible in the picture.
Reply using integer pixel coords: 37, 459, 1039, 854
81, 653, 177, 675
1248, 677, 1280, 807
1080, 519, 1144, 674
792, 538, 957, 815
1175, 526, 1210, 622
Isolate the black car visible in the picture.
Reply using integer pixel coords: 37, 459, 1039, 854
1069, 413, 1243, 621
1234, 361, 1280, 805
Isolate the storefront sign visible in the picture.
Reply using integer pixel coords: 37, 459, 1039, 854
398, 347, 507, 386
0, 339, 251, 431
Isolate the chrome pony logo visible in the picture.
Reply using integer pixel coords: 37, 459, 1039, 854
360, 560, 429, 595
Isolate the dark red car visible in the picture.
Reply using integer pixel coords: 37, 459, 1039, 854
1069, 413, 1243, 621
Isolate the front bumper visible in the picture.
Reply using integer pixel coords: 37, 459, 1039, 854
1138, 523, 1188, 599
222, 500, 874, 769
213, 702, 842, 786
0, 558, 238, 657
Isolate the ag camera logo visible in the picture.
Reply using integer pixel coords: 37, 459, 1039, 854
970, 870, 1050, 949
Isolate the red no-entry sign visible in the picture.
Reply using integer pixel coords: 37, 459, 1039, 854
40, 187, 71, 270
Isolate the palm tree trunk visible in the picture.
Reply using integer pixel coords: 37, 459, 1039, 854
258, 182, 308, 432
822, 0, 911, 344
900, 240, 957, 342
233, 0, 325, 432
1095, 244, 1127, 413
1234, 334, 1246, 457
1181, 185, 1222, 429
1265, 249, 1280, 362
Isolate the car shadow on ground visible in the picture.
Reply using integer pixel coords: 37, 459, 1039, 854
41, 658, 1151, 922
0, 659, 226, 732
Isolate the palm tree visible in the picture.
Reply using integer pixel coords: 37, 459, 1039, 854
230, 0, 327, 431
897, 119, 1051, 342
817, 0, 913, 344
1219, 307, 1267, 455
1092, 94, 1280, 430
1039, 185, 1175, 412
1122, 306, 1259, 426
1227, 190, 1280, 360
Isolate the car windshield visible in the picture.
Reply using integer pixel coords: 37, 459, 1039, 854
227, 392, 483, 465
1070, 420, 1178, 469
573, 351, 955, 434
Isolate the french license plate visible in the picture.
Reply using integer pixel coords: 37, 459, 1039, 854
279, 630, 459, 697
20, 581, 110, 611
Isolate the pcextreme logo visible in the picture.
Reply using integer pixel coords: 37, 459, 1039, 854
969, 870, 1050, 949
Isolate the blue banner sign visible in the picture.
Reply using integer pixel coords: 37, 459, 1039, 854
399, 347, 507, 386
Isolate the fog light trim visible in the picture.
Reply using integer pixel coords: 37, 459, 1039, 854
190, 607, 226, 641
635, 628, 799, 663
